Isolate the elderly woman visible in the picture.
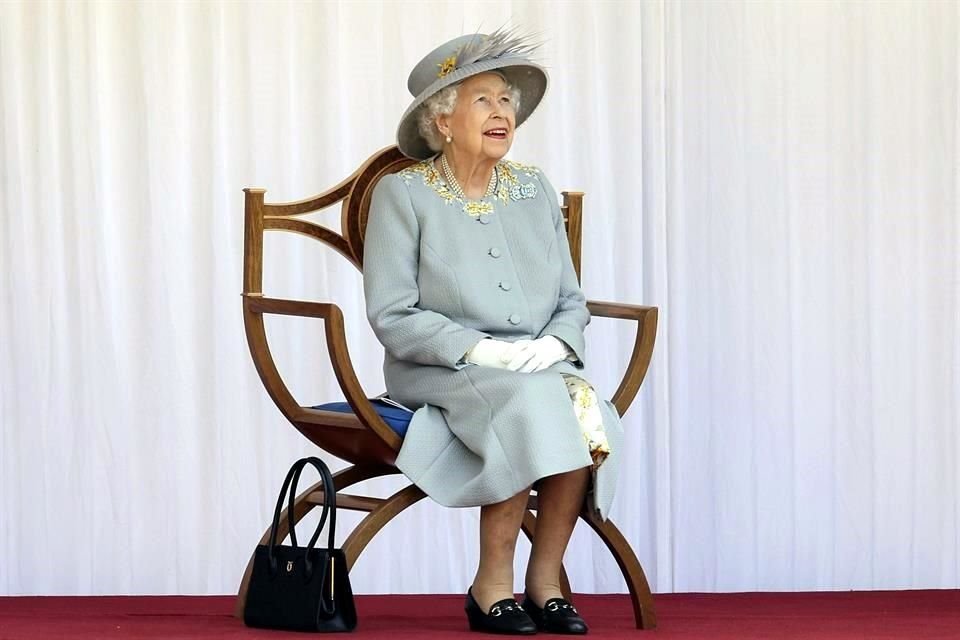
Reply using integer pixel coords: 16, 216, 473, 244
363, 30, 624, 635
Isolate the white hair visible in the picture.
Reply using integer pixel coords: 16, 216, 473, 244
416, 76, 522, 153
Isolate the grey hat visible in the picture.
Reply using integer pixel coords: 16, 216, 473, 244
396, 29, 549, 160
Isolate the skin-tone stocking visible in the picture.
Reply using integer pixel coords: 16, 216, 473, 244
471, 466, 590, 612
471, 487, 530, 612
524, 466, 590, 607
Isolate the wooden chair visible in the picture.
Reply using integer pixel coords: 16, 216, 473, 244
235, 145, 659, 629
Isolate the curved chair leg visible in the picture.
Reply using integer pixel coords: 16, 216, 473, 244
234, 464, 400, 618
579, 510, 657, 629
520, 510, 573, 600
332, 464, 400, 491
342, 483, 427, 569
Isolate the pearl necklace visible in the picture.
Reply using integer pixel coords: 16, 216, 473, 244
440, 153, 498, 201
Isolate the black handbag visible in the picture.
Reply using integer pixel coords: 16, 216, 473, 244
243, 456, 357, 632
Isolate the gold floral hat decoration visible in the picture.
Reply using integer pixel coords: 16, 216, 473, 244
396, 27, 548, 160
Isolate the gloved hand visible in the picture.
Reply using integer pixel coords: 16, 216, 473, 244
464, 338, 518, 369
502, 335, 572, 373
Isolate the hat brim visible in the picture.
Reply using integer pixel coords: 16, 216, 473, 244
396, 58, 548, 160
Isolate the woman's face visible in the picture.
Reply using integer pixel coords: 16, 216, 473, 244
438, 72, 516, 162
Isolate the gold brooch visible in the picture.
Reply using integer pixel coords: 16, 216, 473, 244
463, 201, 494, 217
437, 55, 457, 78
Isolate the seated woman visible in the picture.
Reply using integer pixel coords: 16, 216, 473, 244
363, 28, 625, 636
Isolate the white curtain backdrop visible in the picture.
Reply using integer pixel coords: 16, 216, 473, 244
1, 0, 957, 596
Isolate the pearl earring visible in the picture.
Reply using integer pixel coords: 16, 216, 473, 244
445, 134, 452, 143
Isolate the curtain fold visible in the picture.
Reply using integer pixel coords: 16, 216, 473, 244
1, 0, 956, 595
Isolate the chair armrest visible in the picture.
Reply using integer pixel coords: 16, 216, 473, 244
585, 300, 659, 416
243, 295, 402, 449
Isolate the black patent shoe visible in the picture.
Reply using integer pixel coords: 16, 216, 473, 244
465, 587, 537, 635
521, 594, 588, 635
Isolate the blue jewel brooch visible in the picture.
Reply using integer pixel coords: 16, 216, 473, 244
509, 182, 538, 201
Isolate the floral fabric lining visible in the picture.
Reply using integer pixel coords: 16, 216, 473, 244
562, 374, 611, 469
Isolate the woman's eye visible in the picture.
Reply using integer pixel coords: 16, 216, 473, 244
499, 97, 512, 104
476, 96, 488, 103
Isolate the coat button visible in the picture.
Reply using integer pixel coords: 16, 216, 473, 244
499, 281, 512, 291
508, 313, 521, 325
477, 216, 491, 225
488, 247, 501, 258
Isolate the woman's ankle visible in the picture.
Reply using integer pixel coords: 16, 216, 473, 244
522, 578, 564, 608
470, 579, 516, 612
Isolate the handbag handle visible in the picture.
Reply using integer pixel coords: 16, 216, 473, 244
288, 457, 339, 616
266, 460, 305, 574
266, 457, 337, 577
287, 456, 337, 554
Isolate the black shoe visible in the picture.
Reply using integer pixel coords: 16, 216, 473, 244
465, 587, 537, 635
521, 594, 588, 635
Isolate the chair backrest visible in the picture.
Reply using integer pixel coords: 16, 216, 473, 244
241, 145, 584, 465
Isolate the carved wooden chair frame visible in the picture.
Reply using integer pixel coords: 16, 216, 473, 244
235, 146, 659, 629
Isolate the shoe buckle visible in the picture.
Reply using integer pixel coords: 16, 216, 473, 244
490, 605, 502, 617
547, 601, 578, 614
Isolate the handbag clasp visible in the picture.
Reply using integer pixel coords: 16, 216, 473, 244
286, 560, 293, 573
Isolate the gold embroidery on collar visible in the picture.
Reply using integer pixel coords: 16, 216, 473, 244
398, 159, 541, 217
502, 159, 541, 177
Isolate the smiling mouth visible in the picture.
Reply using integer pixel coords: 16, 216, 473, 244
484, 128, 508, 139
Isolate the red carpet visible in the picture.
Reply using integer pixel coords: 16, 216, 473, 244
0, 591, 958, 639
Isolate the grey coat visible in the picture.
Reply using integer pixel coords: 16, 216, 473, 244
362, 159, 624, 519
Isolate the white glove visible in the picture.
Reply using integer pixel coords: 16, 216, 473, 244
502, 335, 572, 373
464, 338, 516, 369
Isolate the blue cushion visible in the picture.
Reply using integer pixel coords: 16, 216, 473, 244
310, 399, 413, 437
